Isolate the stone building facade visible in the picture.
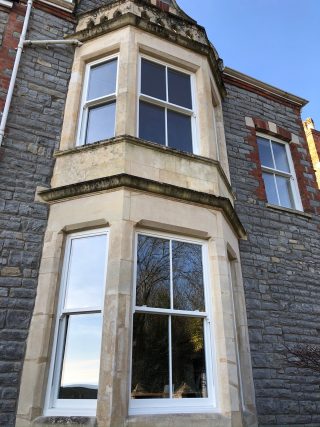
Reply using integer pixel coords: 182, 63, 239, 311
0, 1, 319, 427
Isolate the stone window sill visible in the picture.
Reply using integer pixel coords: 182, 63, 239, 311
33, 416, 96, 426
266, 203, 312, 218
0, 0, 13, 8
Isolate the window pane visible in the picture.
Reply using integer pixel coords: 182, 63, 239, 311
141, 59, 166, 101
139, 101, 166, 146
87, 59, 117, 101
276, 175, 294, 209
172, 317, 207, 399
131, 314, 169, 399
136, 235, 170, 309
262, 172, 279, 205
59, 314, 102, 399
85, 102, 116, 145
172, 241, 205, 311
64, 234, 107, 310
257, 137, 274, 168
168, 68, 192, 109
272, 141, 290, 172
167, 110, 193, 153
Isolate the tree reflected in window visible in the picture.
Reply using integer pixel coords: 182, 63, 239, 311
132, 234, 209, 401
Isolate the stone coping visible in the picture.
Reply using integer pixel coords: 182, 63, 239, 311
54, 135, 234, 200
38, 173, 246, 239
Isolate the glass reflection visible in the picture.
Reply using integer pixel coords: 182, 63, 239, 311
59, 314, 102, 399
131, 314, 169, 399
257, 137, 274, 168
141, 59, 166, 101
262, 172, 278, 205
64, 234, 107, 309
139, 101, 166, 146
167, 110, 193, 153
172, 241, 205, 311
168, 68, 192, 109
85, 102, 116, 145
272, 141, 290, 172
277, 175, 294, 208
136, 235, 170, 308
172, 316, 207, 398
87, 59, 117, 101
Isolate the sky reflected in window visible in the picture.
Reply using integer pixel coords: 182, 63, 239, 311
59, 314, 102, 399
64, 234, 107, 309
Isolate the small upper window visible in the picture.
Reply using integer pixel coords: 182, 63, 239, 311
257, 135, 302, 210
138, 57, 196, 154
77, 56, 118, 146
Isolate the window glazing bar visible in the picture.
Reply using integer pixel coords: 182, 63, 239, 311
261, 166, 292, 178
139, 94, 193, 116
60, 308, 101, 316
134, 306, 207, 317
84, 94, 116, 109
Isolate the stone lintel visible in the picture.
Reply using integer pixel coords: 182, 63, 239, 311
136, 219, 210, 239
38, 173, 246, 239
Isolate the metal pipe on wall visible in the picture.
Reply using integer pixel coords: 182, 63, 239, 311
0, 0, 33, 146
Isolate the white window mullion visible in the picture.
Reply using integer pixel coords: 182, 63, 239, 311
169, 238, 173, 398
168, 315, 173, 399
165, 108, 168, 147
169, 239, 173, 310
165, 65, 169, 103
165, 66, 169, 147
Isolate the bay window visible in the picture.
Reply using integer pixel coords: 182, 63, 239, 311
130, 232, 214, 415
77, 56, 118, 146
45, 229, 108, 415
257, 135, 302, 210
138, 57, 197, 154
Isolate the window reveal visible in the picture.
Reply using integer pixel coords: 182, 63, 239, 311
130, 234, 212, 413
139, 58, 196, 154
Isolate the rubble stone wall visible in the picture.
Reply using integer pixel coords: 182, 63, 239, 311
223, 80, 320, 426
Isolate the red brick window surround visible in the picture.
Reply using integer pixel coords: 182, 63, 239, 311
245, 116, 318, 214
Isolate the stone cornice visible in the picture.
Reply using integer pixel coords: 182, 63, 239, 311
39, 173, 246, 239
67, 11, 226, 98
54, 135, 234, 200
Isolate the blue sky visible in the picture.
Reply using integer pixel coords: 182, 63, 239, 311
179, 0, 320, 127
